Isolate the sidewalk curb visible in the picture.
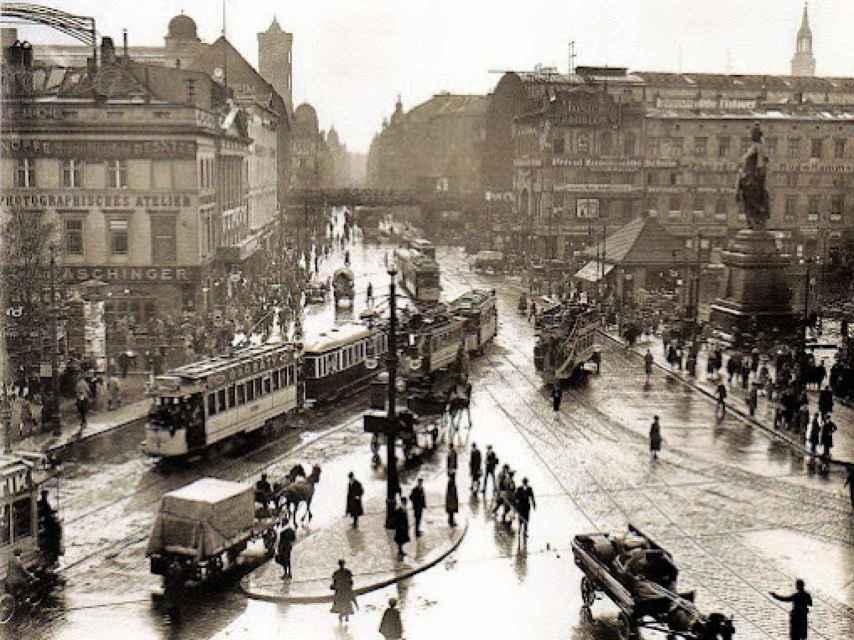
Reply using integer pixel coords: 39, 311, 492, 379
240, 520, 468, 604
41, 406, 149, 456
598, 330, 852, 469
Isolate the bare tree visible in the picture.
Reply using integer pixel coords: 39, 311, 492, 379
0, 208, 58, 373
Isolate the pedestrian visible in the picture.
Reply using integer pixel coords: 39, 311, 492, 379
446, 442, 457, 475
378, 598, 403, 640
747, 382, 759, 417
818, 385, 834, 417
483, 445, 498, 494
820, 417, 837, 459
346, 472, 364, 529
75, 387, 89, 431
808, 414, 821, 455
649, 415, 662, 460
469, 442, 482, 492
106, 373, 121, 411
366, 281, 373, 304
844, 465, 854, 511
276, 524, 296, 579
551, 381, 563, 413
409, 478, 426, 537
514, 477, 536, 538
445, 470, 459, 528
394, 496, 410, 559
715, 381, 727, 417
741, 358, 751, 390
644, 349, 654, 382
330, 559, 358, 624
770, 579, 812, 640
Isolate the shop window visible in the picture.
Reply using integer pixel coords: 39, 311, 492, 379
810, 138, 823, 160
12, 498, 31, 540
64, 218, 84, 255
106, 160, 128, 188
834, 138, 846, 159
717, 136, 730, 158
808, 195, 819, 221
15, 158, 36, 188
694, 137, 708, 157
669, 172, 679, 186
715, 199, 728, 219
109, 219, 129, 256
693, 194, 705, 215
62, 159, 83, 188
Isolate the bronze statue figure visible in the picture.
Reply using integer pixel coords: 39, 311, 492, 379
735, 122, 771, 230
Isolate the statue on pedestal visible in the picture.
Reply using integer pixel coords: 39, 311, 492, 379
735, 122, 771, 230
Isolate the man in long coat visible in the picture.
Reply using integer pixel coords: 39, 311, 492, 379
331, 559, 357, 623
445, 471, 459, 527
770, 579, 812, 640
346, 472, 364, 529
468, 442, 482, 493
514, 477, 536, 538
409, 478, 426, 537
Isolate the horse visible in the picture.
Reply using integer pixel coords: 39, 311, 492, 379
283, 464, 322, 525
269, 464, 308, 512
446, 382, 472, 438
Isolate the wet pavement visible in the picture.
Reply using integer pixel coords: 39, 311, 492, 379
18, 214, 854, 640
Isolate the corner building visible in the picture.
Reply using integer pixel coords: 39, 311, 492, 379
1, 39, 250, 323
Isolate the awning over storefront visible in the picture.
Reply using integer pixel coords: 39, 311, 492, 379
573, 260, 614, 283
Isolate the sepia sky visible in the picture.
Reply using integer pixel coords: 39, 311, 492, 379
9, 1, 854, 152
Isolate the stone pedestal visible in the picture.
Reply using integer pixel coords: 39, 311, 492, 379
709, 229, 798, 342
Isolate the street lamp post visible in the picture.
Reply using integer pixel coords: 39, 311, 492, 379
48, 245, 61, 437
363, 261, 404, 530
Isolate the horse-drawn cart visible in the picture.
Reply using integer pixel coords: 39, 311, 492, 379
572, 524, 735, 640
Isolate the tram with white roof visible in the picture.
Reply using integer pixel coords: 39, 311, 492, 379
143, 342, 299, 458
303, 323, 389, 405
449, 289, 498, 356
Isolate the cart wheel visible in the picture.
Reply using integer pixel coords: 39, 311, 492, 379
617, 612, 637, 640
0, 594, 15, 624
580, 576, 596, 608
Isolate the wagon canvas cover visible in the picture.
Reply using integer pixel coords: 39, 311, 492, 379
146, 478, 255, 559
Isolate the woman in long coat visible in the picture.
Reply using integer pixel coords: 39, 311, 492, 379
445, 471, 459, 527
346, 472, 364, 529
330, 559, 357, 623
649, 416, 662, 460
394, 497, 410, 559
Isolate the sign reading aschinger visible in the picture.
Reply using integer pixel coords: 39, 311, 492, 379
0, 139, 197, 160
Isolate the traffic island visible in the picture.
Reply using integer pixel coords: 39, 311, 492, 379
241, 496, 467, 604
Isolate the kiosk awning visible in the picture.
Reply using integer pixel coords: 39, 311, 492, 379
573, 261, 614, 283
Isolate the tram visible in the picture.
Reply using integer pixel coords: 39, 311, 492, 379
395, 247, 441, 303
303, 323, 390, 405
0, 451, 62, 622
534, 303, 600, 383
143, 342, 300, 459
404, 309, 467, 379
449, 289, 498, 356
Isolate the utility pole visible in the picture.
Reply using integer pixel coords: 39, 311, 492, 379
49, 245, 61, 437
802, 259, 811, 352
384, 264, 400, 528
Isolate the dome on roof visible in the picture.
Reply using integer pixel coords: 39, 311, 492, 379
168, 13, 198, 40
294, 103, 319, 135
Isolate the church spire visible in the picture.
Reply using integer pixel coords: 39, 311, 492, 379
791, 2, 815, 76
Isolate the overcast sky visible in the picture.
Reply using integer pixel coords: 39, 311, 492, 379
9, 1, 854, 152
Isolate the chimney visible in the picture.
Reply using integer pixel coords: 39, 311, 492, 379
100, 36, 116, 65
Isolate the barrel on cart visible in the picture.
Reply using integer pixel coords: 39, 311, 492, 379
146, 478, 285, 586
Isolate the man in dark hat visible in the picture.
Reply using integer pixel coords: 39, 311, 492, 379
770, 579, 812, 640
